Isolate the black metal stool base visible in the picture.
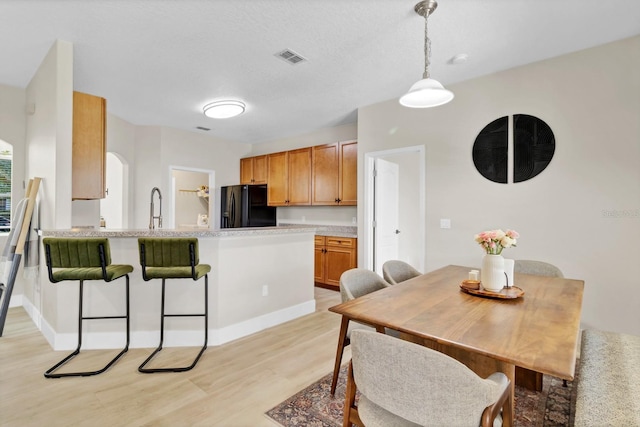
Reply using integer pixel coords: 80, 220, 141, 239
138, 275, 208, 373
138, 343, 207, 373
45, 276, 130, 378
44, 347, 129, 378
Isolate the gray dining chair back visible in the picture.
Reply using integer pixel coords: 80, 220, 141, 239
514, 260, 563, 278
330, 268, 392, 396
347, 329, 511, 427
382, 260, 421, 285
339, 268, 391, 302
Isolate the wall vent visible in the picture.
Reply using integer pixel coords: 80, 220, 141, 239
275, 49, 307, 65
196, 126, 210, 131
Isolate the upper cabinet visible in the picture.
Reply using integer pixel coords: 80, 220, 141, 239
246, 141, 357, 207
240, 155, 268, 185
72, 91, 106, 200
267, 148, 312, 206
312, 140, 357, 206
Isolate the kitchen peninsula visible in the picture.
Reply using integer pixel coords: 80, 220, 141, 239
39, 226, 318, 351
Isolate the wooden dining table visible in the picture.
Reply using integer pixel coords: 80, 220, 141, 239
329, 264, 584, 427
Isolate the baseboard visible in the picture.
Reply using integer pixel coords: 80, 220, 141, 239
43, 299, 316, 351
210, 299, 316, 346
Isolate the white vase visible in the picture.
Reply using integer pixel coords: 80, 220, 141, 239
481, 254, 506, 292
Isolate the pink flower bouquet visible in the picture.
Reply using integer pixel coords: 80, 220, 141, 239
474, 229, 519, 255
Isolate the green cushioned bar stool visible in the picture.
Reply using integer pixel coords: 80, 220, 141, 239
138, 237, 210, 373
42, 237, 133, 378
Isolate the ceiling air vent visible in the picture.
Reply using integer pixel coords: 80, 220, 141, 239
275, 49, 307, 65
196, 126, 210, 131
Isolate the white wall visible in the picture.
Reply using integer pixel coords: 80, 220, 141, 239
358, 36, 640, 336
106, 113, 136, 228
24, 40, 74, 330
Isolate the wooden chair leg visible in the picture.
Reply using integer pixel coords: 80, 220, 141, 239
331, 316, 350, 396
343, 361, 361, 427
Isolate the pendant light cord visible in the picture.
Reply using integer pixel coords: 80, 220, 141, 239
423, 7, 431, 79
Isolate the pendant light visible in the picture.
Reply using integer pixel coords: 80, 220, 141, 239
399, 0, 454, 108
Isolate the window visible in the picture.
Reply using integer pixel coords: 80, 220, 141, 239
0, 142, 12, 232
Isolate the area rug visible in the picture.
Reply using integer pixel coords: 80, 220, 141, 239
266, 364, 577, 427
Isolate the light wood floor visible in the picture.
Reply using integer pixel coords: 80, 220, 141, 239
0, 287, 348, 427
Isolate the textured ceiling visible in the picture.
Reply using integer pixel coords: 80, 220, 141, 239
1, 0, 639, 144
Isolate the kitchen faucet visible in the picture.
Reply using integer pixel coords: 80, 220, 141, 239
149, 187, 163, 229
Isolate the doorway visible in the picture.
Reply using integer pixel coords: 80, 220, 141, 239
100, 152, 129, 229
364, 146, 425, 274
168, 166, 214, 229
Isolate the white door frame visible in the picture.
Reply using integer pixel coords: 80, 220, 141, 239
363, 145, 426, 272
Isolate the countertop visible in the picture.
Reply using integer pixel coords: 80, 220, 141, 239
39, 224, 358, 239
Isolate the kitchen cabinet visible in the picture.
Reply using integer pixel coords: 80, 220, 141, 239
72, 91, 106, 200
267, 148, 311, 206
339, 140, 357, 205
240, 155, 267, 184
314, 235, 357, 290
311, 141, 357, 205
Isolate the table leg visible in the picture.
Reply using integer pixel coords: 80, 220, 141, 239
331, 316, 351, 396
515, 366, 543, 391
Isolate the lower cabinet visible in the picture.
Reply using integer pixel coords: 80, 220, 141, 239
314, 236, 357, 290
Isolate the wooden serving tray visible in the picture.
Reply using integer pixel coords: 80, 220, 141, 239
459, 284, 524, 299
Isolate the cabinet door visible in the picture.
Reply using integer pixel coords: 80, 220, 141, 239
72, 91, 106, 200
314, 236, 326, 284
267, 151, 288, 206
287, 147, 312, 206
240, 157, 254, 184
324, 237, 357, 287
324, 245, 356, 288
252, 155, 268, 184
339, 141, 357, 205
312, 143, 340, 205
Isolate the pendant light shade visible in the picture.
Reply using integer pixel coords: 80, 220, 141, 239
400, 0, 453, 108
399, 77, 454, 108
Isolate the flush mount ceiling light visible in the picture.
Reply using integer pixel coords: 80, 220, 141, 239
203, 100, 246, 119
399, 0, 454, 108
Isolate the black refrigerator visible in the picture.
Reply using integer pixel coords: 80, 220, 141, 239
220, 184, 277, 228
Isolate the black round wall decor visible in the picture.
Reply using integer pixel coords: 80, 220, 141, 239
472, 114, 555, 184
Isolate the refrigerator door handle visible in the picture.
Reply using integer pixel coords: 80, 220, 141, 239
230, 192, 236, 226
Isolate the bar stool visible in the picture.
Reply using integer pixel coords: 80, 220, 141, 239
42, 237, 132, 378
138, 237, 210, 373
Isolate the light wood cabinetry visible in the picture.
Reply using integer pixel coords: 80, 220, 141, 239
315, 235, 357, 290
240, 155, 268, 184
312, 140, 357, 205
72, 91, 106, 200
267, 148, 311, 206
339, 140, 357, 205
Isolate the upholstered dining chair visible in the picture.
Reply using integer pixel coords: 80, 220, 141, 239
330, 268, 392, 396
514, 260, 564, 278
344, 329, 512, 427
382, 260, 421, 285
514, 259, 565, 388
